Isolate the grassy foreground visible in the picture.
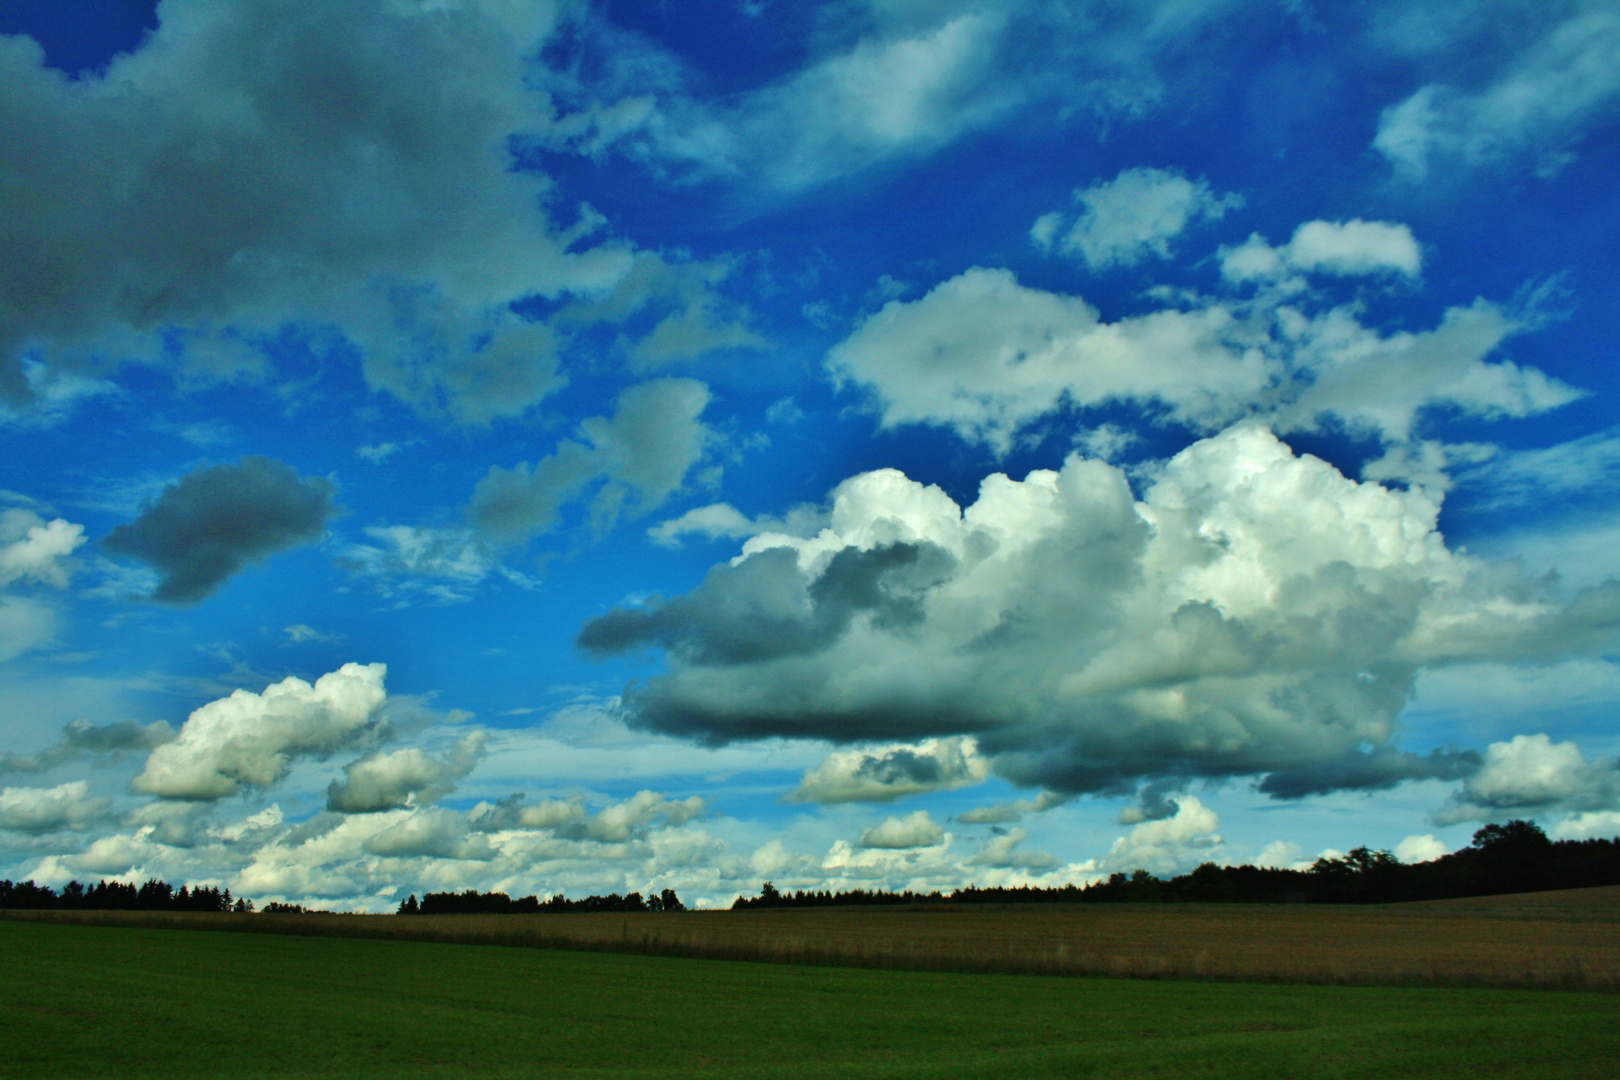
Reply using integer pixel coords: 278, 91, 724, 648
2, 920, 1616, 1080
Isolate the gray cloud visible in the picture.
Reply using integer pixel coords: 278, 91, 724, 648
0, 718, 176, 775
102, 457, 337, 604
788, 737, 989, 804
469, 378, 716, 543
860, 810, 945, 849
0, 781, 114, 835
582, 426, 1620, 797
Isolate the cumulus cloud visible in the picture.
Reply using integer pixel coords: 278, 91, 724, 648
957, 790, 1068, 825
362, 807, 496, 861
788, 737, 989, 804
0, 509, 85, 587
1220, 220, 1422, 282
1395, 834, 1448, 863
860, 810, 946, 849
102, 457, 337, 604
1374, 5, 1620, 179
0, 781, 114, 834
582, 426, 1620, 798
469, 378, 715, 543
1092, 797, 1221, 876
326, 732, 487, 813
132, 662, 388, 799
1434, 734, 1620, 824
0, 0, 670, 419
0, 718, 176, 775
1032, 167, 1241, 269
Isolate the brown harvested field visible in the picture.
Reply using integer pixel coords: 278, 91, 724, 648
6, 885, 1617, 989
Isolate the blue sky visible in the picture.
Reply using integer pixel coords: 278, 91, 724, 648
2, 0, 1618, 910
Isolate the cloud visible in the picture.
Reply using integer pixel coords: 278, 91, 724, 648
102, 457, 338, 604
326, 732, 487, 813
336, 525, 508, 605
1256, 746, 1480, 800
965, 827, 1059, 871
472, 789, 705, 843
0, 781, 114, 834
1553, 811, 1620, 841
0, 718, 176, 775
582, 425, 1620, 798
827, 257, 1578, 454
957, 790, 1067, 825
1092, 796, 1221, 875
0, 509, 85, 587
1220, 220, 1422, 282
1395, 834, 1448, 863
788, 737, 989, 804
860, 810, 945, 849
132, 662, 388, 799
1032, 167, 1241, 269
469, 378, 715, 543
648, 504, 760, 548
362, 808, 496, 861
1434, 733, 1620, 824
0, 0, 651, 420
0, 596, 62, 662
1374, 5, 1620, 179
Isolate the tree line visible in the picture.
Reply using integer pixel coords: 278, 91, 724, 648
734, 821, 1620, 909
398, 887, 686, 915
0, 877, 252, 912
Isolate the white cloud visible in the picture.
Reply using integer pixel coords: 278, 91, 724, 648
132, 662, 389, 799
957, 790, 1068, 824
1091, 797, 1221, 875
1034, 167, 1241, 269
860, 810, 946, 849
326, 732, 487, 813
337, 525, 504, 605
648, 504, 759, 548
0, 510, 85, 587
1394, 834, 1448, 863
1221, 220, 1422, 282
1374, 5, 1620, 179
788, 737, 989, 804
0, 596, 62, 662
0, 781, 113, 834
1435, 733, 1620, 824
582, 426, 1620, 798
1552, 811, 1620, 841
473, 789, 705, 844
827, 255, 1572, 455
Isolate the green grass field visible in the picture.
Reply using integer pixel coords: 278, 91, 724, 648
2, 920, 1615, 1079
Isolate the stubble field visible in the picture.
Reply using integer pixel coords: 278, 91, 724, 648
6, 885, 1617, 988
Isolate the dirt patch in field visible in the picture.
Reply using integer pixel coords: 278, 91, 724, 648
5, 888, 1616, 989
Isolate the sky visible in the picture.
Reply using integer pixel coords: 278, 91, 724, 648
2, 0, 1618, 911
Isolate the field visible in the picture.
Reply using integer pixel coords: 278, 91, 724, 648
2, 917, 1617, 1080
6, 885, 1618, 988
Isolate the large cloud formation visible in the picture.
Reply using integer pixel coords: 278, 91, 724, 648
133, 662, 388, 799
102, 457, 337, 603
583, 426, 1620, 797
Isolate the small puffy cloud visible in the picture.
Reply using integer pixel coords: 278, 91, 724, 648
326, 732, 487, 813
1553, 811, 1620, 841
957, 790, 1067, 825
0, 781, 113, 834
469, 378, 715, 543
0, 509, 85, 587
102, 458, 337, 604
1221, 220, 1421, 283
1374, 8, 1620, 179
1395, 834, 1448, 864
1033, 167, 1241, 269
788, 737, 989, 804
1253, 840, 1305, 870
1094, 797, 1221, 876
582, 426, 1620, 798
648, 504, 759, 548
132, 662, 388, 800
1434, 734, 1620, 824
860, 810, 946, 849
0, 718, 176, 775
356, 442, 406, 464
965, 827, 1058, 871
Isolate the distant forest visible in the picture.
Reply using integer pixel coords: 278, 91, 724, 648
2, 822, 1615, 914
734, 822, 1620, 909
0, 877, 249, 912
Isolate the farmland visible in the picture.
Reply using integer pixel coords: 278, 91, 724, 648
5, 885, 1617, 988
2, 917, 1617, 1080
